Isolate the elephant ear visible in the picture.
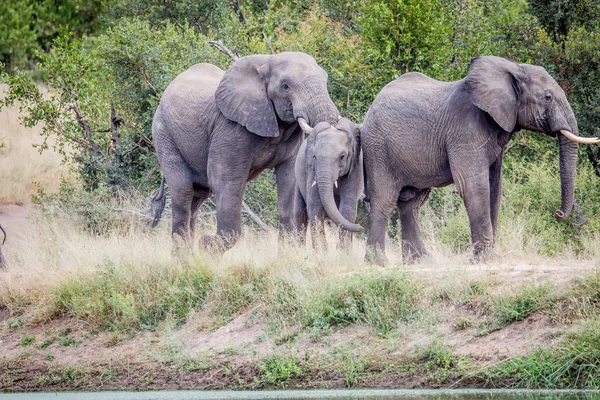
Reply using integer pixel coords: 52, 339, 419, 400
466, 56, 525, 133
215, 55, 279, 138
348, 122, 361, 177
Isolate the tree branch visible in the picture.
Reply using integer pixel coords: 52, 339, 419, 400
69, 105, 99, 154
110, 101, 121, 169
242, 201, 272, 232
263, 31, 274, 54
208, 40, 240, 61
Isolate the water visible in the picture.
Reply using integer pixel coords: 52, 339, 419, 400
1, 389, 599, 400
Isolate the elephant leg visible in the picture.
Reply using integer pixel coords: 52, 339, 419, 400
397, 188, 431, 263
455, 169, 495, 262
190, 186, 212, 241
365, 181, 399, 266
202, 180, 247, 253
294, 188, 308, 247
0, 247, 7, 269
338, 196, 359, 250
170, 184, 195, 255
276, 160, 297, 243
489, 153, 503, 240
309, 214, 327, 251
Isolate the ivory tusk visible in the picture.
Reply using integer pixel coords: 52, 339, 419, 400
559, 129, 600, 145
356, 123, 363, 129
297, 118, 314, 134
334, 180, 338, 188
312, 180, 317, 187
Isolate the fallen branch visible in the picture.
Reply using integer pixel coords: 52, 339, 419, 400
242, 202, 272, 232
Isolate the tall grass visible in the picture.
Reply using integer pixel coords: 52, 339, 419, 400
0, 84, 69, 204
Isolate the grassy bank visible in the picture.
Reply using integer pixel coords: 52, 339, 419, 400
1, 206, 600, 391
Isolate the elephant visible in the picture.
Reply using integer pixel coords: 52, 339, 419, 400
294, 118, 364, 248
151, 52, 340, 252
361, 55, 600, 265
0, 224, 7, 269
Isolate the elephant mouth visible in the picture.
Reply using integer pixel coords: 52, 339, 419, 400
559, 129, 600, 145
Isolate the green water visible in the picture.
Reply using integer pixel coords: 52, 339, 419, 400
1, 389, 600, 400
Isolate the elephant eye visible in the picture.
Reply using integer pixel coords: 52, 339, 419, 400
545, 93, 553, 103
281, 82, 290, 92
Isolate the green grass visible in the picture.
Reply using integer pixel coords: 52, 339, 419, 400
305, 271, 420, 334
491, 283, 554, 326
482, 321, 600, 388
52, 260, 213, 331
256, 355, 304, 387
19, 333, 36, 346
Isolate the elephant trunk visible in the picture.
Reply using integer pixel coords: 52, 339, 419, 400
555, 132, 578, 221
299, 81, 339, 126
316, 164, 363, 233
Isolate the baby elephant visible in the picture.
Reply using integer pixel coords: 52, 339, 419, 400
294, 118, 364, 248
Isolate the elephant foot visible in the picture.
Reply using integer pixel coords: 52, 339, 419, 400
365, 245, 388, 266
171, 236, 194, 259
201, 234, 237, 254
401, 243, 428, 264
470, 243, 498, 264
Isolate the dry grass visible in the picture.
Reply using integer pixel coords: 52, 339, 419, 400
0, 203, 598, 322
0, 84, 70, 205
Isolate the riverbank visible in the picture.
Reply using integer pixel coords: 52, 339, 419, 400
1, 207, 599, 392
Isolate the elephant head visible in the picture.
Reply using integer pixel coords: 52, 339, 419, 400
466, 56, 600, 221
304, 118, 363, 232
215, 52, 339, 137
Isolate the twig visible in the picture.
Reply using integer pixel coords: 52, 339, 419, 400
242, 201, 272, 232
134, 61, 158, 94
263, 31, 274, 54
110, 101, 121, 168
69, 105, 99, 154
208, 40, 240, 61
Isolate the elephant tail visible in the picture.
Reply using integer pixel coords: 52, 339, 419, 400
362, 159, 371, 214
151, 177, 167, 228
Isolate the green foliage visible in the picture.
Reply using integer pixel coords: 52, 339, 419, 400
53, 260, 213, 331
19, 333, 36, 346
0, 0, 105, 71
256, 354, 303, 387
307, 271, 419, 334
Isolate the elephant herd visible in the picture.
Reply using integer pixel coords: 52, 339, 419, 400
146, 52, 600, 266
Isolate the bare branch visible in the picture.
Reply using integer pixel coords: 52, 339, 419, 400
110, 101, 121, 168
69, 105, 99, 154
134, 61, 158, 94
263, 32, 274, 55
208, 40, 240, 61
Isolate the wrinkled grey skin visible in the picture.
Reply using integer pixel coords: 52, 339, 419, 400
362, 56, 581, 265
152, 52, 339, 252
294, 118, 364, 248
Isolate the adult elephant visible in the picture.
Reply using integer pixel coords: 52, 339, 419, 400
152, 52, 339, 252
362, 56, 600, 265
